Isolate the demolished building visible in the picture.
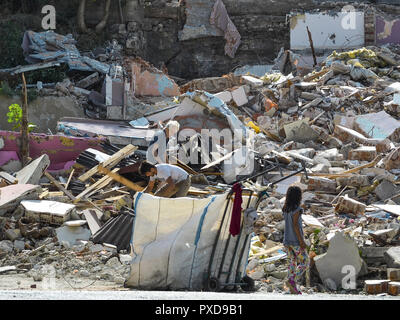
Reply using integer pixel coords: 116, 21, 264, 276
1, 0, 400, 296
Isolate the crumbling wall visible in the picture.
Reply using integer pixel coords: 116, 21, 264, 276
2, 0, 400, 80
117, 0, 400, 79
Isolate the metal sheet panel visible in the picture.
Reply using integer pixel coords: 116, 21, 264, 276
91, 212, 134, 251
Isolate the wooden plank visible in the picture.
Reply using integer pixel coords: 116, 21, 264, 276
188, 187, 210, 196
301, 97, 323, 110
39, 189, 49, 200
65, 169, 75, 190
270, 150, 292, 164
308, 155, 382, 179
74, 168, 119, 203
91, 187, 130, 200
85, 176, 115, 199
201, 172, 224, 176
44, 171, 76, 201
78, 144, 137, 182
172, 157, 198, 175
0, 172, 17, 184
303, 68, 330, 82
200, 150, 235, 171
98, 165, 144, 192
250, 245, 284, 259
260, 128, 281, 142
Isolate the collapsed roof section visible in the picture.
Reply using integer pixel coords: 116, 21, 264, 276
21, 30, 110, 74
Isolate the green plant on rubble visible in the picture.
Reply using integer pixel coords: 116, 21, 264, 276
6, 103, 37, 133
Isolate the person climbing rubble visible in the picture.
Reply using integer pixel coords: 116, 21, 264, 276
282, 185, 310, 295
138, 161, 191, 198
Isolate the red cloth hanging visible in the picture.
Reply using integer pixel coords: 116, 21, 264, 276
229, 183, 243, 236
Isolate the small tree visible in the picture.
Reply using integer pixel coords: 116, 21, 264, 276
7, 103, 36, 132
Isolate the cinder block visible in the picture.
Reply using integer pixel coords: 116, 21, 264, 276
388, 282, 400, 296
364, 280, 390, 294
307, 176, 337, 193
348, 146, 377, 162
387, 268, 400, 281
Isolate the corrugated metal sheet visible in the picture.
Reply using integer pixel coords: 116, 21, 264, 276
57, 117, 157, 147
91, 211, 134, 251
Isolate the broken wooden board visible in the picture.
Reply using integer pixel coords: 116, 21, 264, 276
91, 187, 130, 200
73, 168, 119, 203
301, 97, 323, 110
303, 68, 330, 82
260, 128, 281, 142
200, 150, 235, 171
65, 169, 75, 190
187, 187, 211, 196
309, 155, 382, 179
171, 156, 199, 175
0, 172, 17, 184
249, 245, 284, 259
44, 171, 76, 201
78, 144, 137, 182
97, 165, 144, 192
269, 150, 292, 164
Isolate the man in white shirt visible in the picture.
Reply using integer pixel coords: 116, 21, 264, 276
139, 161, 191, 198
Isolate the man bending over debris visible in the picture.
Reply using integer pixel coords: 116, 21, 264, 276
139, 161, 191, 198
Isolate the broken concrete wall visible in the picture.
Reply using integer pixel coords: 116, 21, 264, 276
290, 12, 365, 50
116, 0, 400, 80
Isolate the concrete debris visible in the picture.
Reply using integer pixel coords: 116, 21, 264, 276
314, 232, 365, 290
55, 226, 91, 247
15, 155, 50, 185
2, 22, 400, 294
0, 184, 42, 216
20, 200, 76, 226
384, 247, 400, 268
335, 195, 367, 216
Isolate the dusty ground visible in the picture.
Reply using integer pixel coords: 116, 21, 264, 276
0, 272, 122, 291
0, 274, 399, 300
1, 273, 399, 301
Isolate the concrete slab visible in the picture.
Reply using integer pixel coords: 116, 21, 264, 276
0, 184, 41, 216
21, 200, 75, 225
314, 232, 364, 289
374, 180, 400, 201
15, 154, 50, 185
284, 119, 318, 143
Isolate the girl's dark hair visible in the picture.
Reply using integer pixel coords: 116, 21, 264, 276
282, 185, 302, 213
139, 161, 156, 176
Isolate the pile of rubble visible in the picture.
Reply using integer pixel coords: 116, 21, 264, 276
1, 38, 400, 294
219, 45, 400, 296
